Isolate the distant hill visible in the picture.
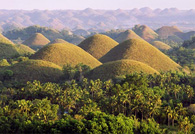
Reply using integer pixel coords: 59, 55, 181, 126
4, 25, 85, 45
100, 39, 180, 72
78, 34, 118, 59
31, 43, 102, 68
151, 41, 171, 50
0, 60, 63, 83
0, 9, 195, 31
132, 25, 158, 42
115, 30, 143, 43
48, 38, 69, 45
22, 33, 50, 50
86, 59, 159, 81
156, 26, 183, 39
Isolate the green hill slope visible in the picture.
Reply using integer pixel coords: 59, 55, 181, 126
87, 59, 159, 81
31, 43, 102, 68
100, 39, 181, 72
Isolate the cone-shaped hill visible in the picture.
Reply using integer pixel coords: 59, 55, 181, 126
100, 39, 181, 72
15, 44, 35, 55
115, 30, 143, 43
132, 25, 159, 42
48, 38, 69, 45
0, 60, 63, 83
78, 34, 118, 59
31, 43, 102, 68
22, 33, 50, 50
156, 26, 183, 39
0, 33, 14, 45
86, 59, 159, 81
151, 41, 171, 50
0, 39, 19, 59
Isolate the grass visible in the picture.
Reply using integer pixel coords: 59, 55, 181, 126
0, 59, 63, 83
0, 42, 19, 59
152, 41, 171, 50
115, 30, 143, 43
22, 33, 50, 49
0, 33, 14, 45
156, 26, 182, 39
132, 25, 159, 42
100, 39, 181, 72
86, 59, 159, 81
78, 34, 118, 59
15, 44, 35, 55
48, 38, 69, 45
31, 43, 102, 68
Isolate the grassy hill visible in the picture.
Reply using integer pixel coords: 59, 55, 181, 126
0, 59, 63, 83
156, 26, 183, 39
115, 30, 143, 43
31, 43, 102, 68
15, 44, 35, 55
86, 59, 159, 81
78, 34, 118, 59
151, 41, 171, 50
132, 25, 159, 42
48, 38, 69, 45
100, 39, 181, 72
0, 33, 14, 45
22, 33, 50, 50
0, 42, 19, 59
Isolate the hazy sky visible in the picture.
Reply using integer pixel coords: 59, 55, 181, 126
1, 0, 194, 10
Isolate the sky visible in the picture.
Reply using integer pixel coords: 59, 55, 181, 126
0, 0, 194, 10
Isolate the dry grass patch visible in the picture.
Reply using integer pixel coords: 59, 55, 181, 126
78, 34, 118, 59
100, 39, 181, 72
31, 43, 102, 68
48, 38, 69, 45
15, 44, 35, 55
156, 26, 182, 39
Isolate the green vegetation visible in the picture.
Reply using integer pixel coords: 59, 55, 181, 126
78, 34, 118, 59
151, 41, 171, 51
132, 25, 159, 42
0, 71, 195, 133
183, 36, 195, 49
87, 59, 159, 81
0, 59, 63, 84
0, 59, 10, 67
100, 39, 180, 72
115, 30, 143, 43
22, 33, 50, 50
0, 33, 14, 45
31, 43, 102, 68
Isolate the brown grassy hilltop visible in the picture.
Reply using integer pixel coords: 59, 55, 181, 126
100, 39, 181, 72
151, 41, 171, 50
87, 59, 159, 81
115, 30, 143, 43
0, 60, 63, 83
31, 43, 102, 68
156, 26, 183, 39
48, 38, 69, 45
132, 25, 159, 42
22, 33, 50, 49
78, 34, 118, 59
